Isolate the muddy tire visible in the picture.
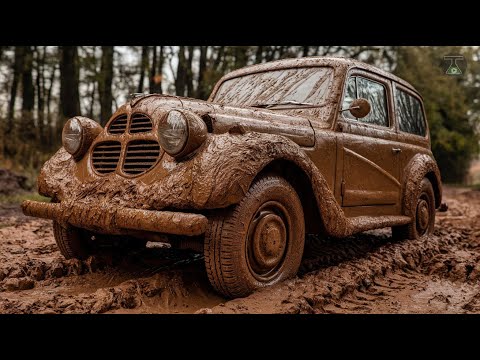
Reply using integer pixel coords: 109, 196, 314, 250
53, 221, 92, 260
392, 178, 435, 240
204, 175, 305, 298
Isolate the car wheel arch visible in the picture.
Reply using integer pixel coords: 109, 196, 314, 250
254, 158, 325, 235
402, 154, 442, 217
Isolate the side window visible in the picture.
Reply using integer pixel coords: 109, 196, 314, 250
395, 89, 426, 137
342, 77, 357, 120
342, 76, 389, 127
356, 77, 388, 127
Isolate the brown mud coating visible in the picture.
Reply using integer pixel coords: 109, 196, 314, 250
33, 58, 441, 238
1, 186, 478, 314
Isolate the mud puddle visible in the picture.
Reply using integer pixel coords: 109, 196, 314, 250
1, 186, 479, 314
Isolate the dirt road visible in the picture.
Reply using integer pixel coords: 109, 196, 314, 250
1, 186, 479, 314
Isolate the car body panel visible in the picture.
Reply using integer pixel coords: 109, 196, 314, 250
29, 56, 442, 239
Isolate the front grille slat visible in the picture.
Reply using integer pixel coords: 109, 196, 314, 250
129, 113, 153, 134
92, 156, 121, 160
108, 114, 128, 135
123, 140, 160, 175
93, 113, 158, 176
124, 156, 159, 161
124, 163, 158, 167
92, 141, 121, 175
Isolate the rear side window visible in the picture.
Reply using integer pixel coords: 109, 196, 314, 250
342, 76, 389, 127
395, 89, 426, 136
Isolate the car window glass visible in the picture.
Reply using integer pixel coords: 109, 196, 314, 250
396, 89, 426, 136
356, 77, 388, 127
342, 76, 357, 120
214, 67, 333, 106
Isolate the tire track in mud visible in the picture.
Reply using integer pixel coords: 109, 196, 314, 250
1, 187, 479, 314
204, 227, 480, 314
205, 188, 480, 314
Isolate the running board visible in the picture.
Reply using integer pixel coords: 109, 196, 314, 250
347, 215, 412, 235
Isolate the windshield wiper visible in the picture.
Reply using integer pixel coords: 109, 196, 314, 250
251, 101, 325, 109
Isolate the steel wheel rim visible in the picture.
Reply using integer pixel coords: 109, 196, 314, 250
416, 195, 430, 236
246, 201, 290, 282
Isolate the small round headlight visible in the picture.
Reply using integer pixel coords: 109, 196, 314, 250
62, 117, 83, 155
62, 116, 102, 160
158, 110, 188, 156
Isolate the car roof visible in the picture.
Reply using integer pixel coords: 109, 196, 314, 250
219, 56, 422, 99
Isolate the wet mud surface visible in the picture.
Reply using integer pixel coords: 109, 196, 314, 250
1, 186, 479, 314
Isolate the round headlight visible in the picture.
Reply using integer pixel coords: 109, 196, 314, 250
158, 110, 188, 156
62, 116, 102, 160
62, 117, 83, 155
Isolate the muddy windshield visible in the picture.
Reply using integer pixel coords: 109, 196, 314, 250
213, 67, 334, 108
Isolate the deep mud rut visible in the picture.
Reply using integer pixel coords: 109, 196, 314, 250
1, 186, 479, 314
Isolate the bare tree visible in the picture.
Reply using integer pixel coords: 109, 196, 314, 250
7, 46, 25, 134
137, 46, 149, 93
59, 46, 81, 119
20, 46, 35, 141
175, 46, 187, 96
98, 46, 114, 125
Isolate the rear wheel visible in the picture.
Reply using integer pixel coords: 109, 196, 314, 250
204, 175, 305, 298
53, 221, 93, 260
392, 178, 435, 240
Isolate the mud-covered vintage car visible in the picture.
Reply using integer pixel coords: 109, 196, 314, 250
23, 57, 445, 298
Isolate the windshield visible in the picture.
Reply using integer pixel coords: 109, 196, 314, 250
213, 67, 334, 108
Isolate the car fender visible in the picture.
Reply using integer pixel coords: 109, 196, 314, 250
401, 153, 443, 217
187, 131, 351, 237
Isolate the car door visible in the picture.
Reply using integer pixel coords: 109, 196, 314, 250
335, 71, 402, 217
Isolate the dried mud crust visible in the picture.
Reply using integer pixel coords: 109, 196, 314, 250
1, 186, 480, 314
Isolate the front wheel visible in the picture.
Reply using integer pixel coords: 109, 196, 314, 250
53, 221, 93, 260
392, 178, 436, 240
204, 175, 305, 298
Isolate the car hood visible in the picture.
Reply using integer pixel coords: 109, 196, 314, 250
127, 94, 316, 147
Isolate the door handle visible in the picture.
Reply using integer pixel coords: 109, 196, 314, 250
392, 148, 402, 154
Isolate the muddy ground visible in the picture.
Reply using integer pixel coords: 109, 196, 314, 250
0, 186, 479, 314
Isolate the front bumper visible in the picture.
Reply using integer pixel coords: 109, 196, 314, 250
21, 200, 208, 236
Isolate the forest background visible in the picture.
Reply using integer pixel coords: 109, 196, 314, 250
0, 46, 478, 185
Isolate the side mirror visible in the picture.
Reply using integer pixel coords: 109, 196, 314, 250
349, 98, 371, 118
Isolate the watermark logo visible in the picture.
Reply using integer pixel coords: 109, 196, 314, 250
443, 55, 466, 76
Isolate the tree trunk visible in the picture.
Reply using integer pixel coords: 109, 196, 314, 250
149, 46, 157, 93
213, 46, 224, 71
59, 46, 81, 119
234, 46, 248, 69
302, 46, 310, 57
46, 62, 57, 149
87, 46, 97, 119
88, 82, 96, 119
137, 46, 149, 93
255, 46, 263, 64
175, 46, 187, 96
98, 46, 114, 126
196, 46, 208, 99
186, 46, 194, 97
7, 46, 25, 134
21, 46, 35, 141
157, 46, 164, 94
35, 46, 46, 147
265, 46, 275, 62
46, 64, 56, 124
149, 46, 164, 94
